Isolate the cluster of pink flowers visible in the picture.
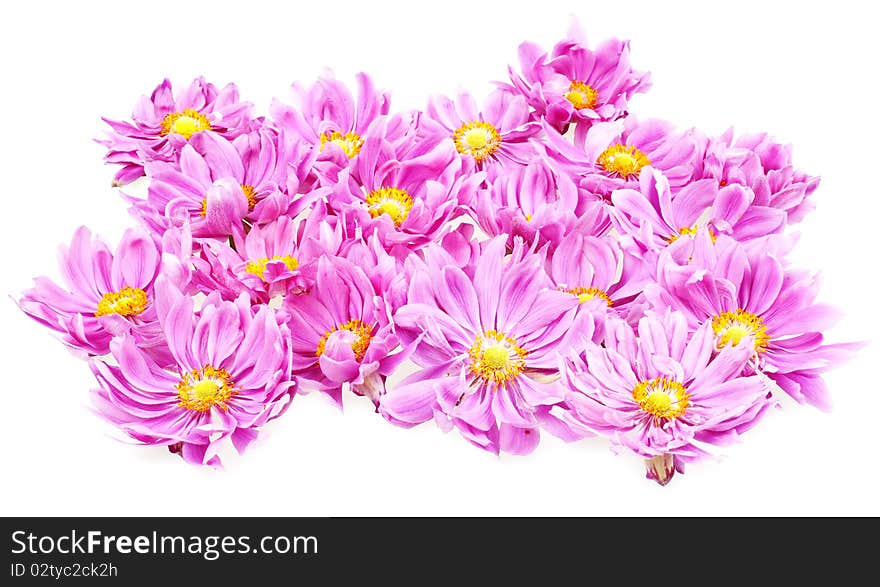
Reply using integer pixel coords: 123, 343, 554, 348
18, 26, 858, 484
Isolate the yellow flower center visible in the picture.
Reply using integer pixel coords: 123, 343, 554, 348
177, 365, 237, 412
632, 376, 690, 420
597, 144, 651, 179
453, 121, 502, 162
711, 309, 769, 352
468, 330, 527, 386
95, 286, 148, 317
160, 109, 212, 139
316, 319, 374, 362
366, 187, 414, 227
245, 255, 300, 280
564, 80, 598, 110
200, 184, 257, 217
565, 286, 613, 306
320, 131, 364, 158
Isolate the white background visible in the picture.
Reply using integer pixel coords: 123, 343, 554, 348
1, 0, 877, 516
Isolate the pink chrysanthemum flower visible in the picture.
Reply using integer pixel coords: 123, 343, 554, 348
560, 310, 772, 485
340, 232, 411, 313
201, 207, 343, 301
508, 27, 650, 132
329, 136, 482, 249
270, 72, 389, 166
423, 88, 540, 170
283, 256, 408, 406
647, 240, 860, 410
18, 227, 163, 358
548, 231, 649, 316
380, 237, 582, 455
186, 129, 294, 224
543, 117, 704, 197
701, 129, 820, 224
473, 159, 611, 250
131, 144, 253, 239
90, 285, 295, 467
611, 169, 786, 251
99, 78, 255, 185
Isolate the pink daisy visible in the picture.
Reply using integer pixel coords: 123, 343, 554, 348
560, 310, 772, 485
422, 88, 540, 170
543, 117, 705, 197
547, 230, 650, 315
508, 25, 650, 132
99, 77, 254, 185
201, 208, 344, 302
90, 283, 295, 466
328, 134, 482, 249
610, 168, 786, 252
647, 239, 860, 410
130, 144, 253, 240
283, 255, 408, 406
701, 128, 820, 224
18, 227, 163, 358
186, 129, 295, 224
472, 159, 610, 250
270, 72, 390, 169
380, 236, 582, 455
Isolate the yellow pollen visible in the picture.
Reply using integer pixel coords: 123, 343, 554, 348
677, 226, 698, 239
193, 380, 221, 400
453, 121, 502, 162
643, 391, 672, 414
316, 319, 374, 362
564, 80, 598, 110
468, 330, 527, 386
95, 286, 148, 317
366, 187, 414, 227
320, 131, 364, 158
632, 376, 690, 421
711, 309, 770, 352
176, 365, 237, 412
160, 109, 212, 139
597, 144, 651, 179
565, 286, 613, 306
245, 255, 300, 280
482, 345, 510, 370
667, 226, 717, 243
